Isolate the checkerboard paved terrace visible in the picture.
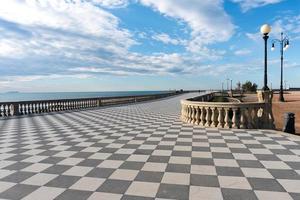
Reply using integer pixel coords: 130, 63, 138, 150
1, 93, 300, 200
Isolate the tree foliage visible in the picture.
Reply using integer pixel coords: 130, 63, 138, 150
242, 81, 257, 92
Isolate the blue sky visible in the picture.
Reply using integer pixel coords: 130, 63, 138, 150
0, 0, 299, 92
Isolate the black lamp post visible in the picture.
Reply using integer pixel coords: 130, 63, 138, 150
271, 32, 290, 102
260, 24, 271, 91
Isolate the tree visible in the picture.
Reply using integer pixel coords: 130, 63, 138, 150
242, 81, 258, 92
236, 81, 241, 91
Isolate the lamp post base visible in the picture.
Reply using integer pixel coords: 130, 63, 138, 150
262, 86, 270, 91
279, 93, 285, 102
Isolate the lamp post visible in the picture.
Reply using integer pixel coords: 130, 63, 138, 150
271, 32, 289, 102
230, 79, 233, 91
222, 82, 224, 96
226, 78, 229, 91
260, 24, 271, 91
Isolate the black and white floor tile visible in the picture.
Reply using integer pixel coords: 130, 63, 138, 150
1, 93, 300, 199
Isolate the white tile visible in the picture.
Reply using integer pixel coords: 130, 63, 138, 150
173, 146, 192, 151
0, 181, 16, 193
277, 155, 300, 162
192, 152, 212, 158
241, 168, 273, 179
58, 158, 84, 166
0, 169, 15, 179
169, 156, 191, 164
22, 163, 52, 173
127, 155, 149, 162
98, 160, 123, 169
88, 192, 122, 200
191, 165, 217, 175
233, 153, 257, 160
89, 153, 111, 160
214, 159, 239, 167
23, 155, 48, 163
70, 177, 105, 191
218, 176, 251, 190
126, 181, 159, 198
255, 191, 293, 200
152, 150, 172, 156
161, 172, 190, 185
63, 166, 93, 176
115, 148, 135, 154
109, 169, 139, 181
277, 179, 300, 193
53, 151, 76, 157
260, 161, 291, 169
22, 173, 58, 186
190, 186, 223, 200
142, 162, 167, 172
249, 148, 273, 154
22, 186, 65, 200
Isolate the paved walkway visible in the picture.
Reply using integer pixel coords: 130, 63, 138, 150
1, 93, 300, 200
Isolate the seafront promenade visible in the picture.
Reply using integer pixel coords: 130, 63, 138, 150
1, 93, 300, 199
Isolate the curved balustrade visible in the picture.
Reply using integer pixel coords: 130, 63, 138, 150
181, 93, 275, 129
0, 92, 183, 118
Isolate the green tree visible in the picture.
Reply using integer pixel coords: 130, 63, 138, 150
242, 81, 258, 92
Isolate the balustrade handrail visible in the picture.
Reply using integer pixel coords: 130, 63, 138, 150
0, 91, 186, 118
181, 92, 274, 129
0, 92, 182, 104
181, 99, 265, 108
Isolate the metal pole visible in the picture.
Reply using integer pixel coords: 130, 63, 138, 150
226, 79, 229, 91
222, 82, 224, 95
230, 79, 233, 91
279, 32, 285, 102
263, 34, 269, 91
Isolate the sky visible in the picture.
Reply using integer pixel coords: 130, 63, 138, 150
0, 0, 299, 92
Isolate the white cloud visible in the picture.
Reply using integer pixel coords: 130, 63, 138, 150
0, 0, 134, 44
92, 0, 129, 8
246, 14, 300, 42
231, 0, 284, 12
152, 33, 186, 45
139, 0, 235, 53
234, 49, 252, 55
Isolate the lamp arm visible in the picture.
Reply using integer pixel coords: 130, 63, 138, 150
271, 39, 281, 44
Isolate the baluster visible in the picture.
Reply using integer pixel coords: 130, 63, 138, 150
22, 104, 27, 115
211, 107, 218, 127
205, 107, 211, 127
181, 104, 186, 121
191, 106, 196, 124
187, 105, 191, 123
217, 107, 224, 128
29, 104, 33, 114
4, 105, 8, 116
42, 103, 45, 112
32, 104, 36, 113
46, 102, 49, 112
232, 108, 238, 129
252, 108, 259, 129
0, 105, 3, 117
184, 104, 189, 122
224, 108, 230, 128
195, 106, 200, 125
240, 108, 246, 129
246, 107, 253, 129
200, 107, 206, 126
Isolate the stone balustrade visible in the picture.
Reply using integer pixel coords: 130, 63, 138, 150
181, 93, 275, 129
0, 92, 182, 118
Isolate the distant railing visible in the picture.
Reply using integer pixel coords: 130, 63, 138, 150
181, 93, 274, 129
0, 92, 185, 118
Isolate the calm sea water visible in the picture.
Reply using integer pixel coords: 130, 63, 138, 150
0, 91, 172, 102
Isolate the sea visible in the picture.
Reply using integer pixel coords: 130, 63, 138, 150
0, 91, 172, 102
